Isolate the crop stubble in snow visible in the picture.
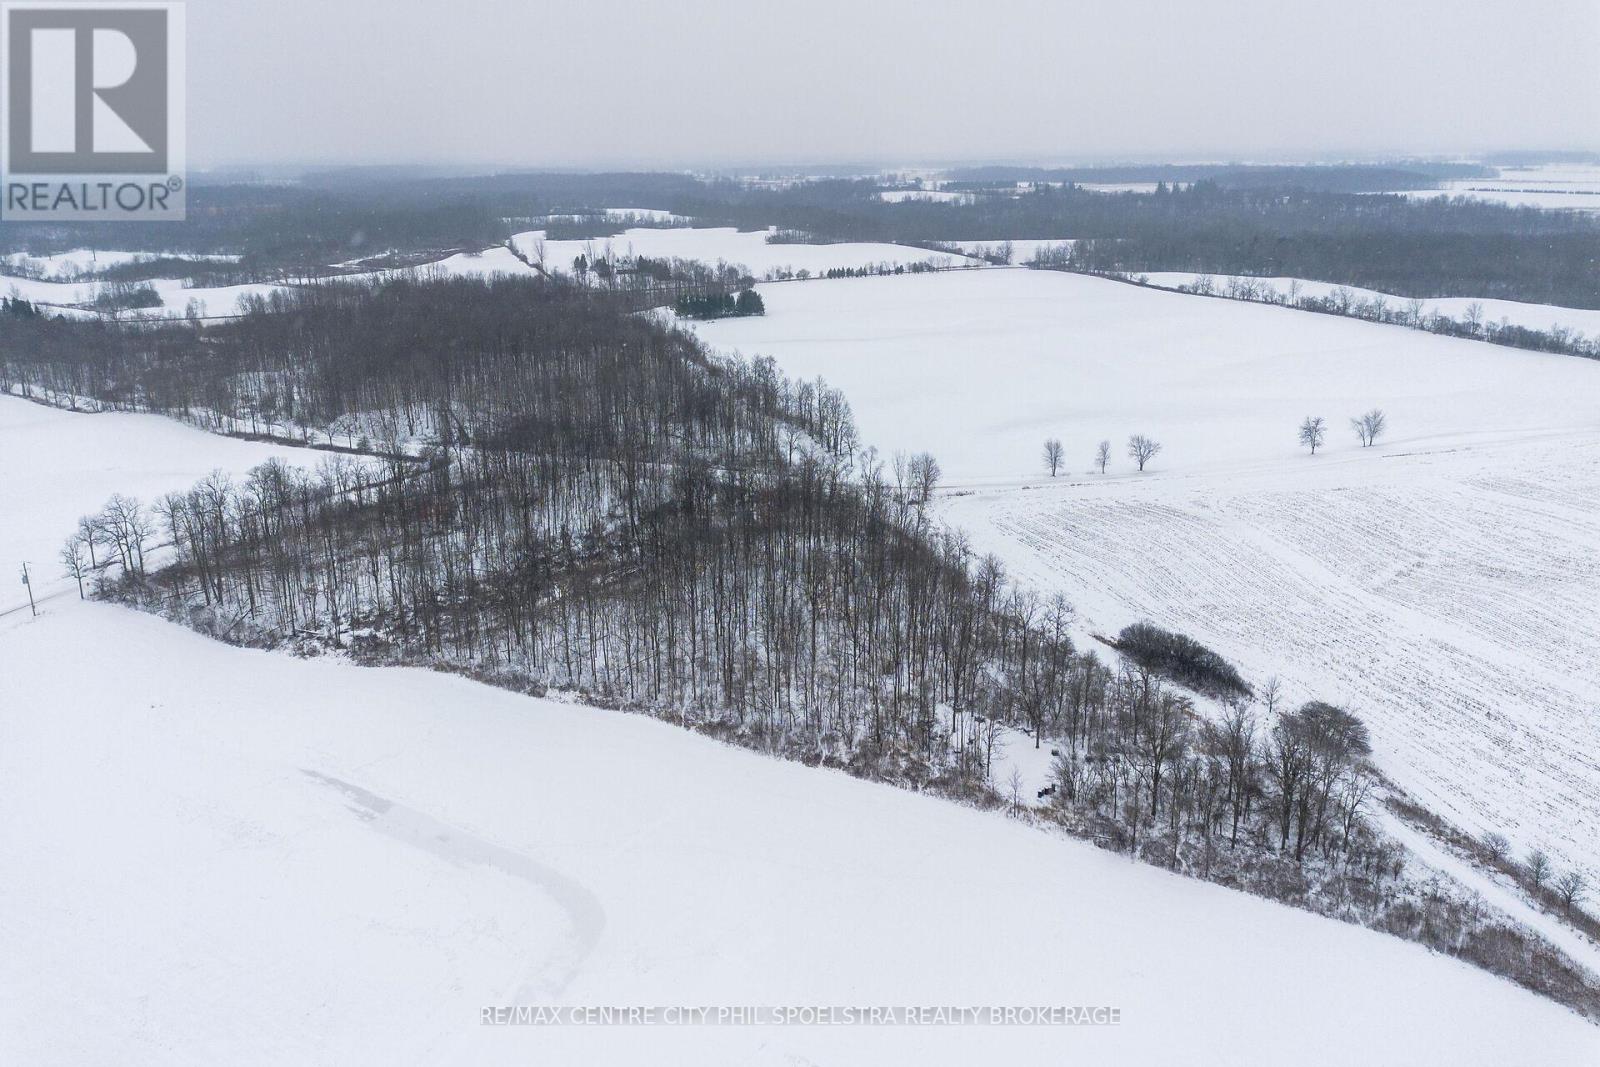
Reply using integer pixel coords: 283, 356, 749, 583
696, 270, 1600, 876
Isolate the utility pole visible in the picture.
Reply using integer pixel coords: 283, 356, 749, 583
21, 562, 36, 617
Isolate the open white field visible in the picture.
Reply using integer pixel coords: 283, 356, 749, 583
692, 270, 1600, 482
950, 238, 1074, 263
693, 269, 1600, 877
0, 396, 316, 610
1385, 165, 1600, 211
1138, 271, 1600, 339
512, 225, 978, 278
879, 188, 975, 203
0, 271, 289, 319
941, 434, 1600, 876
538, 207, 693, 223
2, 249, 242, 279
5, 359, 1597, 1065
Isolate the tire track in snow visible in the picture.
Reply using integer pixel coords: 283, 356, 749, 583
301, 770, 606, 998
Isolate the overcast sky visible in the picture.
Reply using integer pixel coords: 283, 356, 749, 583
188, 0, 1600, 168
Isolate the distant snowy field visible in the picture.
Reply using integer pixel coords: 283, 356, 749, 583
1383, 165, 1600, 211
512, 225, 979, 276
949, 238, 1074, 263
3, 249, 242, 278
5, 393, 1597, 1064
693, 270, 1600, 877
0, 226, 977, 321
879, 188, 975, 203
693, 270, 1600, 481
539, 207, 693, 223
0, 272, 284, 319
1137, 271, 1600, 339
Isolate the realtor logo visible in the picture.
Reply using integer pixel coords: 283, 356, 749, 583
1, 1, 184, 220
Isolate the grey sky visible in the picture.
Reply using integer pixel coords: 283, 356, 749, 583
188, 0, 1600, 168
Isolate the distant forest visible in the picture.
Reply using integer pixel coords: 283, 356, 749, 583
692, 178, 1600, 309
5, 163, 1599, 307
942, 161, 1495, 192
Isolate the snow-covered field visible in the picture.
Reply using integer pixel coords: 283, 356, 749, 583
365, 244, 539, 282
539, 207, 692, 223
0, 271, 289, 319
5, 369, 1597, 1063
1385, 165, 1600, 211
1138, 271, 1600, 339
949, 238, 1074, 263
512, 225, 978, 277
693, 269, 1600, 879
0, 225, 979, 321
0, 397, 314, 604
2, 249, 242, 278
879, 188, 975, 203
0, 248, 541, 319
693, 270, 1600, 481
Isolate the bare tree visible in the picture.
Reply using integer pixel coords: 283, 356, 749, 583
1482, 831, 1511, 865
1127, 434, 1162, 472
907, 451, 941, 507
1350, 408, 1387, 447
1298, 415, 1327, 455
1265, 679, 1286, 717
76, 515, 102, 570
100, 494, 153, 577
1094, 439, 1111, 474
1555, 869, 1588, 914
1212, 704, 1258, 846
60, 535, 90, 598
1526, 848, 1551, 891
1042, 438, 1064, 477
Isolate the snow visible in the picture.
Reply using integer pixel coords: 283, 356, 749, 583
1379, 165, 1600, 211
692, 269, 1600, 879
0, 272, 102, 308
1396, 187, 1600, 211
540, 207, 692, 223
0, 246, 536, 319
691, 269, 1600, 482
949, 239, 1075, 263
0, 272, 288, 318
144, 278, 295, 317
2, 249, 241, 278
1140, 271, 1600, 339
0, 396, 317, 611
1077, 182, 1166, 193
390, 245, 539, 280
879, 189, 975, 203
1379, 810, 1600, 980
511, 225, 980, 277
941, 436, 1600, 878
4, 359, 1597, 1063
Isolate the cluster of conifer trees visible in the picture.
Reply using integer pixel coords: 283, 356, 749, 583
672, 288, 764, 318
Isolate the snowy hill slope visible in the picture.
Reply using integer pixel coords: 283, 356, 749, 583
3, 350, 1598, 1064
0, 397, 318, 610
693, 269, 1600, 879
4, 601, 1598, 1065
692, 269, 1600, 484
